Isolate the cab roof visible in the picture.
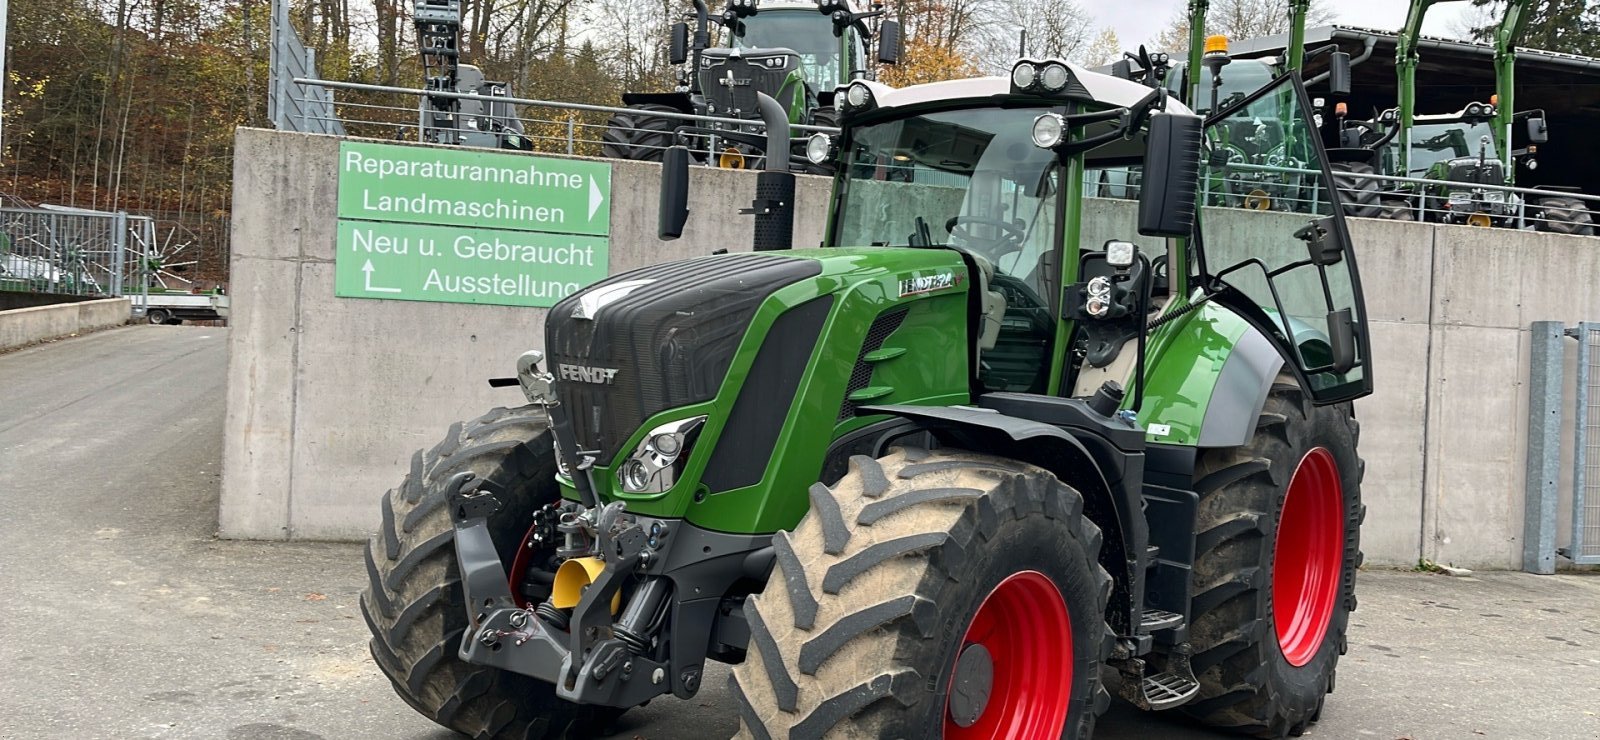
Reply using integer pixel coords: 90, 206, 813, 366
851, 62, 1195, 116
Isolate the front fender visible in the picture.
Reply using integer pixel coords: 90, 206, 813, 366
1139, 302, 1284, 448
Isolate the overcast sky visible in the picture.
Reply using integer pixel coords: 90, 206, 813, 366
1097, 0, 1481, 49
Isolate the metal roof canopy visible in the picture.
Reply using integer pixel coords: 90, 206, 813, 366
1227, 24, 1600, 190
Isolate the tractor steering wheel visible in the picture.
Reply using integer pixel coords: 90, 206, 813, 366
945, 216, 1027, 254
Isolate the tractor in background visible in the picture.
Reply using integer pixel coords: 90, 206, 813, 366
600, 0, 899, 171
414, 0, 532, 150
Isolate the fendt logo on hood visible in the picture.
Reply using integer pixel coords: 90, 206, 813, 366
558, 363, 619, 385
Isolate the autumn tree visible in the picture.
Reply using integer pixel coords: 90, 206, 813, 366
1464, 0, 1600, 55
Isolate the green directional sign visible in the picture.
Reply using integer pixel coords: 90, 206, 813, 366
334, 221, 607, 307
334, 140, 612, 307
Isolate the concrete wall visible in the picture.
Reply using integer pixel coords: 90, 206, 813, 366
221, 127, 1600, 570
0, 297, 130, 351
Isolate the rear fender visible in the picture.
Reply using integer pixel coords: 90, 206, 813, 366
860, 404, 1145, 635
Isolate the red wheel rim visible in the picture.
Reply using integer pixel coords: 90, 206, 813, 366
1272, 447, 1345, 667
508, 521, 540, 609
943, 571, 1073, 739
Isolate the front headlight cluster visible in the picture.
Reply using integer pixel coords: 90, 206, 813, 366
617, 416, 707, 494
1483, 190, 1507, 203
1464, 102, 1496, 117
839, 81, 875, 113
806, 133, 834, 165
1011, 60, 1072, 95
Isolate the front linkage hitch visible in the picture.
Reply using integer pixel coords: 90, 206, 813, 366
446, 473, 674, 707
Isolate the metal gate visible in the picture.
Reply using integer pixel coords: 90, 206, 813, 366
1526, 321, 1600, 571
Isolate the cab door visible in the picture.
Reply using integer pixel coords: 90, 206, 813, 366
1193, 72, 1374, 404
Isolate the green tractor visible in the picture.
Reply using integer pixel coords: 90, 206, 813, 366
364, 57, 1372, 738
1326, 0, 1592, 232
601, 0, 900, 171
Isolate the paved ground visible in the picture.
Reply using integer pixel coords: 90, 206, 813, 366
3, 326, 1600, 740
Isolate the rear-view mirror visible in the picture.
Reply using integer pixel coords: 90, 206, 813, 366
1138, 112, 1203, 238
1527, 116, 1549, 144
1327, 51, 1352, 97
1296, 217, 1343, 266
659, 146, 691, 240
669, 22, 690, 66
877, 21, 902, 65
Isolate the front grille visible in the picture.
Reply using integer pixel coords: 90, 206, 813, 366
545, 253, 821, 462
699, 50, 799, 119
838, 308, 909, 421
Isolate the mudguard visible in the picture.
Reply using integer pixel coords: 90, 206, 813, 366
620, 91, 694, 113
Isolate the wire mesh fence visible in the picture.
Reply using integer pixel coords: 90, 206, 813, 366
1579, 323, 1600, 563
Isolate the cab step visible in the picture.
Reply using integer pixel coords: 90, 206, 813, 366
1137, 671, 1201, 710
1139, 608, 1183, 633
1115, 644, 1200, 711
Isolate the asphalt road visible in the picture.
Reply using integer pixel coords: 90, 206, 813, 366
3, 325, 1599, 740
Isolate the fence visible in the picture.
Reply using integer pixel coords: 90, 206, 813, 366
0, 207, 155, 303
268, 0, 343, 135
1526, 321, 1600, 572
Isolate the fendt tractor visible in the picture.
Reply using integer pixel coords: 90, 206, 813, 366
600, 0, 900, 171
363, 55, 1372, 739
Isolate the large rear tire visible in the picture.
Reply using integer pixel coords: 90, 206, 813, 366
732, 448, 1113, 739
360, 406, 620, 739
600, 103, 681, 162
1180, 376, 1364, 737
1329, 162, 1383, 219
1535, 196, 1595, 236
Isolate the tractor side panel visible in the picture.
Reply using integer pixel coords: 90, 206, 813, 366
1137, 302, 1282, 448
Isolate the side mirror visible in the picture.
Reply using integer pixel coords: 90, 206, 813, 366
1327, 51, 1352, 97
669, 22, 690, 66
1527, 115, 1549, 144
659, 146, 691, 240
877, 20, 902, 65
1295, 217, 1342, 266
1327, 308, 1357, 374
1138, 112, 1203, 238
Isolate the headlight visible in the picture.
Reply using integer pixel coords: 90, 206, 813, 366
1011, 62, 1037, 90
1031, 113, 1064, 149
1040, 62, 1070, 91
844, 82, 872, 109
1483, 190, 1506, 203
806, 133, 833, 164
1448, 191, 1471, 203
1104, 240, 1136, 269
617, 416, 707, 493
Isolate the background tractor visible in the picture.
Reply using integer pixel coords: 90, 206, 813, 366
413, 0, 532, 150
363, 57, 1372, 739
600, 0, 900, 171
1325, 0, 1593, 233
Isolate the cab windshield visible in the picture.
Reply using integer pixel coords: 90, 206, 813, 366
1407, 121, 1494, 174
832, 106, 1061, 299
1194, 59, 1278, 115
732, 11, 842, 86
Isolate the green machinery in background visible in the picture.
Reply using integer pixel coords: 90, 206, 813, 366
600, 0, 900, 172
1329, 0, 1593, 232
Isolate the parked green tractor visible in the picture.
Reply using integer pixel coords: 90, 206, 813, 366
364, 58, 1372, 739
600, 0, 900, 172
1327, 0, 1593, 233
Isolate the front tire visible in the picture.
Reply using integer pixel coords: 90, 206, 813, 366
1535, 196, 1595, 236
360, 406, 617, 739
600, 103, 681, 162
1329, 162, 1383, 219
732, 448, 1113, 739
1181, 376, 1363, 737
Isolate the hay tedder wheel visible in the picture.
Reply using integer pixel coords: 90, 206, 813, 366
360, 406, 621, 740
1180, 375, 1364, 738
732, 448, 1113, 739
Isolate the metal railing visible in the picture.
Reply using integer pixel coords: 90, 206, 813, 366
284, 77, 837, 163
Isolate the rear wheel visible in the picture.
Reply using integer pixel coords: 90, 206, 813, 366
360, 406, 621, 739
1377, 198, 1414, 221
147, 308, 171, 325
1329, 162, 1383, 218
732, 448, 1112, 739
600, 103, 681, 162
1535, 196, 1595, 236
1180, 376, 1363, 738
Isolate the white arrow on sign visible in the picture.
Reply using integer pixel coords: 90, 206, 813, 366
588, 175, 605, 221
362, 259, 402, 293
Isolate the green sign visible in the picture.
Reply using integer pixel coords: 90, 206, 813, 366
335, 140, 611, 307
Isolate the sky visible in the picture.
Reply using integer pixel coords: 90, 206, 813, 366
1095, 0, 1481, 49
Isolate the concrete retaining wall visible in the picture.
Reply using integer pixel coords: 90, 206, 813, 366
221, 127, 1600, 570
0, 297, 130, 351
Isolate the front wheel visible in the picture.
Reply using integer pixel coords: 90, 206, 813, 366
147, 308, 171, 325
1181, 376, 1363, 737
1535, 196, 1595, 236
360, 406, 620, 739
732, 448, 1113, 739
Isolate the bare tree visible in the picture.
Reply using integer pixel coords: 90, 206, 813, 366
1148, 0, 1333, 51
